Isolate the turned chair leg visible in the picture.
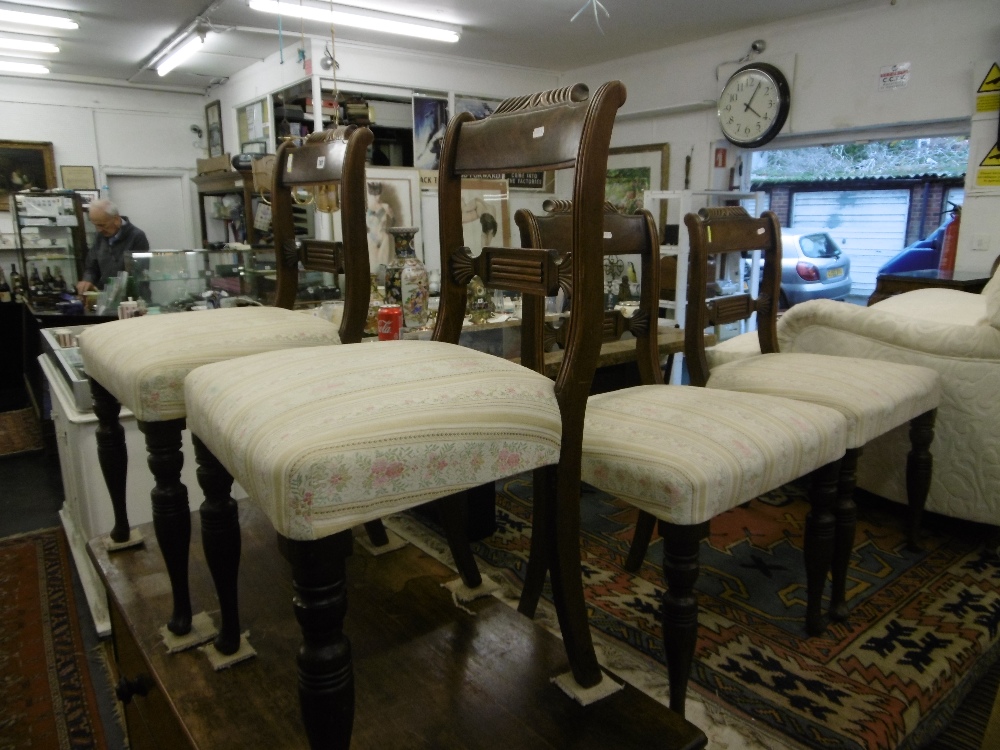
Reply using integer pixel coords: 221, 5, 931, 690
193, 435, 242, 655
625, 510, 657, 572
547, 463, 603, 689
905, 409, 936, 551
362, 520, 390, 547
803, 461, 839, 637
659, 519, 710, 718
829, 448, 860, 622
518, 467, 552, 618
279, 531, 355, 750
138, 419, 192, 637
436, 490, 483, 589
90, 378, 131, 544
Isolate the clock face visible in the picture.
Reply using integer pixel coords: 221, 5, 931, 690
718, 63, 790, 148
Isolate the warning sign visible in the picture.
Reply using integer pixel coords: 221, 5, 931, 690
976, 142, 1000, 188
977, 63, 1000, 93
976, 62, 1000, 114
878, 62, 910, 91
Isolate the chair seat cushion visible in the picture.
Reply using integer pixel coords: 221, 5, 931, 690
581, 386, 847, 526
79, 307, 341, 421
707, 352, 941, 449
185, 340, 562, 540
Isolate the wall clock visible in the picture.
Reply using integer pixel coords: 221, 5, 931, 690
717, 62, 790, 148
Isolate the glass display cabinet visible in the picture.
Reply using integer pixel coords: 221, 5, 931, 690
12, 191, 88, 304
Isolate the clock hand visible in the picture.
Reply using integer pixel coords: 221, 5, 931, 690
743, 82, 761, 112
745, 103, 763, 118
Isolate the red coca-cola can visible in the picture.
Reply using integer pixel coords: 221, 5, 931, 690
377, 304, 403, 340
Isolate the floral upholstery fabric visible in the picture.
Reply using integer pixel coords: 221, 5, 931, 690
184, 340, 562, 540
707, 352, 940, 450
79, 308, 341, 422
777, 297, 1000, 525
581, 386, 847, 526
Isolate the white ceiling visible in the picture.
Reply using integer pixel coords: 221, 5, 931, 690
0, 0, 868, 92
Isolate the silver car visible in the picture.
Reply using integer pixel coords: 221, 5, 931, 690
778, 230, 852, 307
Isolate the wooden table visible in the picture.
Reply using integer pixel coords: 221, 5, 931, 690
867, 268, 991, 306
89, 502, 707, 750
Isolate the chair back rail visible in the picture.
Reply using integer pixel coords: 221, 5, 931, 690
515, 201, 662, 387
435, 80, 626, 521
436, 82, 625, 401
683, 206, 783, 386
270, 126, 373, 344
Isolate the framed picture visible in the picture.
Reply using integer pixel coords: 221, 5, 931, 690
454, 95, 502, 120
60, 165, 96, 190
606, 143, 670, 242
241, 141, 267, 155
75, 189, 101, 208
365, 167, 423, 270
461, 178, 510, 257
412, 95, 449, 170
205, 100, 224, 158
0, 140, 56, 211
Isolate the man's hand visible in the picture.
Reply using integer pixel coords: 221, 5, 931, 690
76, 279, 96, 296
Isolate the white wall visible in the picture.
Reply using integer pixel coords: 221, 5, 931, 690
0, 78, 206, 247
561, 0, 1000, 272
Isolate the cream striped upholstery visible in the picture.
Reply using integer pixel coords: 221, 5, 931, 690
184, 340, 562, 540
981, 270, 1000, 328
581, 386, 847, 525
706, 352, 941, 449
79, 308, 342, 422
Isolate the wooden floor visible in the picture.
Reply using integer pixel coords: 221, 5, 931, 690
90, 501, 707, 749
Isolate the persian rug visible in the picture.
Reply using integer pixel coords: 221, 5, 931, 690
0, 528, 108, 749
397, 476, 1000, 750
0, 407, 43, 456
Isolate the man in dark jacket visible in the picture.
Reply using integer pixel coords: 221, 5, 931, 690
76, 198, 150, 294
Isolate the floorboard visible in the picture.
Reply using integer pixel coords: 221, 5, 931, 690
89, 499, 707, 749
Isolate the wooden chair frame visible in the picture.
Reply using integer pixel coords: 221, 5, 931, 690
89, 126, 375, 653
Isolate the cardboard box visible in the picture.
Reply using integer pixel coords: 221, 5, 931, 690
196, 154, 232, 175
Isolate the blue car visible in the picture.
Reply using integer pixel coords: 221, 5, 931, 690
877, 219, 951, 275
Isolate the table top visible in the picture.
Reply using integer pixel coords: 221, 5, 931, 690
876, 268, 991, 283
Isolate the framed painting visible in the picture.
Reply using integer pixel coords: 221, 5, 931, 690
0, 140, 56, 211
606, 143, 670, 243
412, 95, 449, 170
205, 100, 224, 158
366, 167, 423, 270
461, 178, 510, 257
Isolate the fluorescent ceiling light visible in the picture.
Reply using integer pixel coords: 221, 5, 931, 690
157, 35, 204, 77
0, 38, 59, 53
0, 60, 49, 74
248, 0, 460, 43
0, 9, 77, 30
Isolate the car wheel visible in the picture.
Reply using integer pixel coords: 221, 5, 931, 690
779, 289, 790, 311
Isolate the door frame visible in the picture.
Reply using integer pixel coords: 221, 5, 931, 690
100, 167, 198, 249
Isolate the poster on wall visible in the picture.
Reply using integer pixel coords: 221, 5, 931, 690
412, 95, 449, 170
460, 178, 510, 257
365, 167, 423, 270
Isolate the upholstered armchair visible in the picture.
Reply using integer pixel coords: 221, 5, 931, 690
774, 271, 1000, 528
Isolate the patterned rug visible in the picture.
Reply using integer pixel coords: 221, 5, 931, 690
0, 528, 108, 749
0, 407, 43, 456
400, 476, 1000, 750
